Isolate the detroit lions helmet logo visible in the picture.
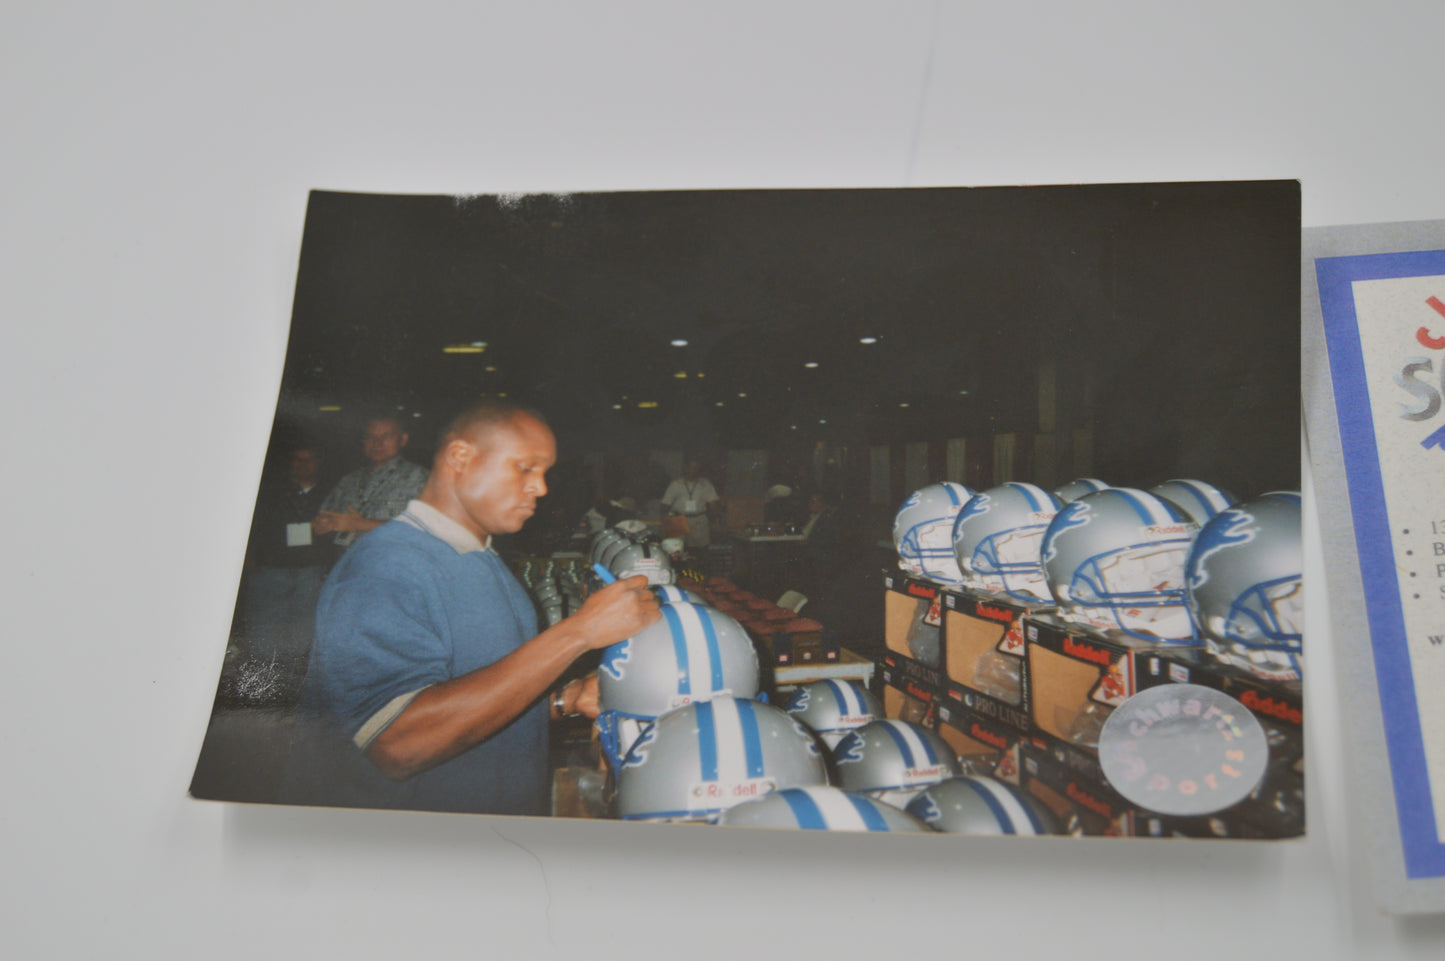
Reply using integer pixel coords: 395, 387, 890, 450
599, 638, 633, 681
955, 492, 993, 525
912, 794, 943, 825
1041, 500, 1093, 564
834, 731, 867, 765
618, 720, 657, 769
784, 687, 811, 714
1187, 507, 1258, 591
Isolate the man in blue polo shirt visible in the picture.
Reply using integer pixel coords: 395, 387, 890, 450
288, 401, 659, 815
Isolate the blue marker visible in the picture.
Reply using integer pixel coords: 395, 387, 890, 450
593, 563, 617, 584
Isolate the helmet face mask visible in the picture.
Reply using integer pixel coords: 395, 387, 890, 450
1041, 489, 1200, 643
894, 482, 974, 585
1186, 492, 1303, 681
953, 483, 1063, 602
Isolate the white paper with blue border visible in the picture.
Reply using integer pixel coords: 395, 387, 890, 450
1309, 221, 1445, 912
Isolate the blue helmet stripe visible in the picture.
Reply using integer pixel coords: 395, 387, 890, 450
1172, 482, 1216, 518
962, 778, 1020, 834
781, 789, 829, 829
695, 699, 718, 782
846, 793, 890, 831
736, 699, 766, 778
1103, 489, 1155, 526
1010, 482, 1043, 512
699, 608, 725, 692
825, 679, 855, 715
662, 604, 692, 697
880, 722, 919, 768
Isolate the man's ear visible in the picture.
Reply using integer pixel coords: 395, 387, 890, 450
441, 438, 475, 472
398, 431, 410, 449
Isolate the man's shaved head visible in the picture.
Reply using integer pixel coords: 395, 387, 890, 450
439, 400, 549, 453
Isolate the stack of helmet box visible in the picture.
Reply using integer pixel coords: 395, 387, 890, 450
586, 527, 1062, 834
883, 479, 1304, 838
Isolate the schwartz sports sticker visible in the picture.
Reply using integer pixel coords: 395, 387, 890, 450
1318, 249, 1445, 875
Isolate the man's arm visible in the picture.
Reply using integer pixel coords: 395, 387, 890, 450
364, 575, 658, 781
313, 508, 386, 536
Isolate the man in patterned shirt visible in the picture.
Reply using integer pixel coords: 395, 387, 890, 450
313, 414, 429, 555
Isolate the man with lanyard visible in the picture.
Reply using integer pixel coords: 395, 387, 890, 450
287, 401, 660, 814
661, 457, 720, 549
313, 414, 429, 558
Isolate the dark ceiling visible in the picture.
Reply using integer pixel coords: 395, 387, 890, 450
272, 182, 1299, 491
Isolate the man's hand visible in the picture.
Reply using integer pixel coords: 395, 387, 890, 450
555, 674, 600, 720
568, 574, 661, 650
316, 508, 368, 534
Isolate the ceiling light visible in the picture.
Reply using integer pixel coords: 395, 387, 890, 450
674, 371, 688, 379
804, 361, 819, 368
899, 402, 910, 408
859, 336, 878, 345
319, 405, 342, 412
443, 343, 486, 354
737, 392, 747, 399
638, 401, 659, 408
670, 339, 689, 347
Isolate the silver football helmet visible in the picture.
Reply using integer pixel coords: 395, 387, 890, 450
783, 680, 884, 750
893, 482, 974, 585
832, 719, 961, 809
905, 776, 1059, 835
607, 539, 674, 585
1053, 478, 1110, 503
951, 482, 1064, 602
718, 786, 929, 832
1040, 488, 1201, 643
596, 602, 761, 768
1185, 491, 1303, 681
653, 584, 704, 605
615, 697, 829, 822
1150, 479, 1238, 526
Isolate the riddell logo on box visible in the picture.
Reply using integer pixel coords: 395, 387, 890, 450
905, 681, 935, 702
906, 583, 937, 600
1239, 690, 1302, 726
1063, 637, 1112, 667
974, 603, 1015, 623
1066, 781, 1114, 818
970, 723, 1008, 751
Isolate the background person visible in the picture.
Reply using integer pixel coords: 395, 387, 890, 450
660, 457, 720, 549
312, 413, 428, 557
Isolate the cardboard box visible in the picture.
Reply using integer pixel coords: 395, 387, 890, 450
877, 650, 942, 725
1018, 738, 1130, 837
878, 570, 949, 724
1024, 612, 1197, 752
935, 700, 1028, 785
1130, 650, 1305, 837
941, 588, 1049, 732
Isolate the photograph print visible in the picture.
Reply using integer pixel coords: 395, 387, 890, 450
191, 181, 1302, 839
